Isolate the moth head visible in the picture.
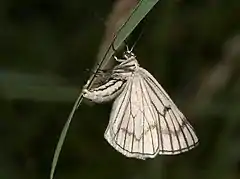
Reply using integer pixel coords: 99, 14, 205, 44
123, 50, 136, 60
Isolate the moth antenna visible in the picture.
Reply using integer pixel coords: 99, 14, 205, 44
126, 44, 130, 52
130, 29, 144, 52
123, 40, 130, 52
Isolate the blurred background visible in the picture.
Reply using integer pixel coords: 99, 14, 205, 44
0, 0, 240, 179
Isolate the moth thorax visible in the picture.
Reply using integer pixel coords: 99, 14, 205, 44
115, 57, 138, 72
127, 57, 139, 70
123, 50, 139, 68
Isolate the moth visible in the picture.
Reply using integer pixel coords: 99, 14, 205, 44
83, 50, 199, 159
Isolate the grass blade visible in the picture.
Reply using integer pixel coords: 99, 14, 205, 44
50, 93, 83, 179
96, 0, 160, 71
50, 1, 159, 178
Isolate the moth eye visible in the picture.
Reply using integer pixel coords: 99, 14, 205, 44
123, 52, 132, 58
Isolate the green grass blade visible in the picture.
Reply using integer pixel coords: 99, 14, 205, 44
50, 93, 83, 179
96, 0, 160, 71
50, 1, 159, 179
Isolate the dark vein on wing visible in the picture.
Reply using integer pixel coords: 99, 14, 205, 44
182, 117, 196, 146
174, 106, 197, 146
143, 83, 164, 152
123, 104, 131, 150
113, 82, 131, 143
142, 77, 174, 151
170, 108, 190, 150
130, 94, 135, 153
137, 79, 144, 154
142, 71, 173, 103
140, 91, 155, 154
139, 78, 158, 153
163, 110, 174, 152
167, 109, 182, 153
113, 82, 130, 125
158, 145, 196, 153
142, 72, 196, 147
142, 78, 164, 152
141, 70, 195, 153
114, 80, 132, 148
129, 82, 137, 153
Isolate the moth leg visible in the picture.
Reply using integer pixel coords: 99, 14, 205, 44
114, 56, 126, 63
114, 56, 118, 61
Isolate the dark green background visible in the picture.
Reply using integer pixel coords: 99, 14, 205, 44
0, 0, 239, 179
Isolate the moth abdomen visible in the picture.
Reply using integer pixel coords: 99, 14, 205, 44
83, 79, 127, 103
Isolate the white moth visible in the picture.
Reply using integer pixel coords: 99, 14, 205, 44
83, 50, 198, 159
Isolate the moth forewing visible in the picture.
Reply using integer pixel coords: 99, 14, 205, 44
138, 67, 199, 155
83, 50, 198, 159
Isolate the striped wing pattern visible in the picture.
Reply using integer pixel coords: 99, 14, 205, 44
83, 52, 198, 159
104, 67, 198, 159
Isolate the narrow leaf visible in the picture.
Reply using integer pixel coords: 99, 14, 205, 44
50, 94, 83, 179
50, 0, 159, 179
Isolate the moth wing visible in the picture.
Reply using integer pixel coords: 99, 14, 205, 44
105, 67, 198, 159
138, 67, 198, 155
104, 73, 161, 159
